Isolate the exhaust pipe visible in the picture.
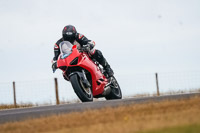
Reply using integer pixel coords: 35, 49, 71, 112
102, 86, 111, 96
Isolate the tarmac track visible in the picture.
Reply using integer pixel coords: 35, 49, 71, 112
0, 93, 200, 124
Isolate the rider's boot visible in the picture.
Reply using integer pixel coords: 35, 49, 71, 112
101, 59, 114, 78
91, 50, 114, 78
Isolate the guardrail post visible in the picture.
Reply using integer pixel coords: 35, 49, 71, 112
13, 81, 17, 108
155, 73, 160, 96
54, 78, 60, 105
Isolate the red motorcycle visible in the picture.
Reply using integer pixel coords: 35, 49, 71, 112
55, 41, 122, 102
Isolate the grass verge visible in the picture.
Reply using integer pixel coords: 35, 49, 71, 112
0, 96, 200, 133
0, 104, 33, 110
138, 123, 200, 133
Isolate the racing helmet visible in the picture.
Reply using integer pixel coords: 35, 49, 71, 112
62, 25, 77, 43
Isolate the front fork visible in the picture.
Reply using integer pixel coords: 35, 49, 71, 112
69, 70, 91, 88
82, 69, 91, 88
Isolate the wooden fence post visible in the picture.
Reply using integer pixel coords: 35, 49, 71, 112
155, 73, 160, 96
13, 81, 17, 108
54, 78, 60, 105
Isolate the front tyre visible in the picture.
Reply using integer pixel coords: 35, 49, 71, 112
105, 76, 122, 100
70, 74, 93, 102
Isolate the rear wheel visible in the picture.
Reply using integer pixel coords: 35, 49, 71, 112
105, 76, 122, 100
70, 74, 93, 102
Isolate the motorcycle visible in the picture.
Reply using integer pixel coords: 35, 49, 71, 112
54, 41, 122, 102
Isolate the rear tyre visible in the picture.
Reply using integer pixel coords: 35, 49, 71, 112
70, 74, 93, 102
105, 76, 122, 100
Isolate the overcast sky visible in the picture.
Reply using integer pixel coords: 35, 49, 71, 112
0, 0, 200, 82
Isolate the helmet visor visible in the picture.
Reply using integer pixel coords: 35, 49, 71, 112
63, 34, 75, 43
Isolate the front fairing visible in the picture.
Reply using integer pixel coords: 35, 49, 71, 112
57, 44, 81, 68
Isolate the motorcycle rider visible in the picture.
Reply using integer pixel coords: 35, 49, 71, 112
52, 25, 114, 77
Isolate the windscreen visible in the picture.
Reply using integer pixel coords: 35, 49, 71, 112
59, 41, 73, 59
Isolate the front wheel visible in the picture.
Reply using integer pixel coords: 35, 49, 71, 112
105, 76, 122, 100
70, 74, 93, 102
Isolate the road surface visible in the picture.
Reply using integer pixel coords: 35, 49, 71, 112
0, 93, 199, 124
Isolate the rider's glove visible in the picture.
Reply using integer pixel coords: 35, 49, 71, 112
51, 60, 57, 73
82, 44, 90, 52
